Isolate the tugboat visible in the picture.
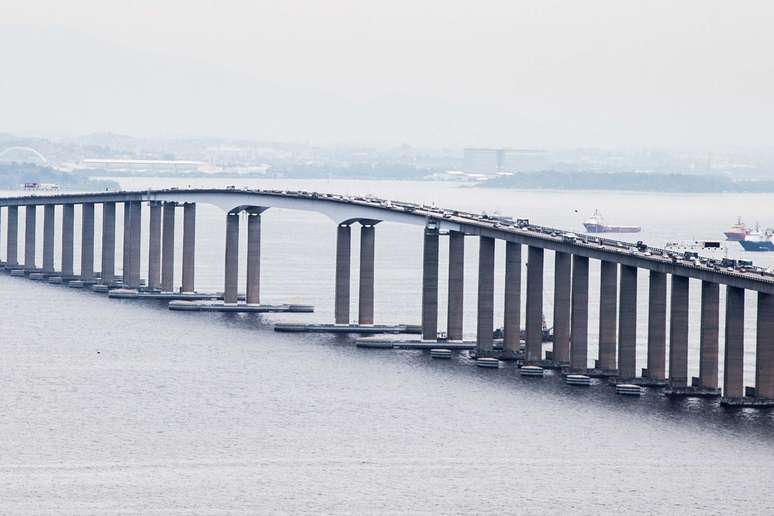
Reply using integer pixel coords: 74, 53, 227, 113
583, 210, 641, 233
724, 217, 750, 241
739, 225, 774, 252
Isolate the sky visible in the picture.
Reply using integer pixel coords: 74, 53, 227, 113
1, 0, 773, 148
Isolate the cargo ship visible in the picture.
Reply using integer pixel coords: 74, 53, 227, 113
582, 210, 641, 233
724, 217, 750, 241
739, 227, 774, 252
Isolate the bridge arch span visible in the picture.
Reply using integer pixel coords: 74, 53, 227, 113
0, 146, 49, 165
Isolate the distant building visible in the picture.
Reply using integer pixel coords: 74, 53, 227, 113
463, 148, 549, 174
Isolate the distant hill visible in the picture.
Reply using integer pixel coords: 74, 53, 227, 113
481, 171, 774, 193
0, 163, 119, 191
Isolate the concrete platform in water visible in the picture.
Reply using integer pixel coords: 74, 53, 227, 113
355, 336, 476, 350
720, 397, 774, 407
275, 323, 421, 334
664, 385, 722, 398
109, 289, 231, 301
169, 300, 314, 313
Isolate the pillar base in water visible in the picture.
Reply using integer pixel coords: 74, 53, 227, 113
109, 289, 230, 301
664, 386, 722, 398
9, 269, 26, 277
275, 323, 415, 334
355, 337, 476, 350
608, 377, 669, 388
523, 359, 568, 370
169, 301, 314, 313
720, 396, 774, 407
563, 367, 615, 378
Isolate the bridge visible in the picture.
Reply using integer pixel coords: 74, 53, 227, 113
0, 187, 771, 406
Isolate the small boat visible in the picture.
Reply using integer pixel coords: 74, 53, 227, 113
583, 210, 641, 234
520, 365, 545, 377
565, 374, 592, 386
724, 217, 750, 241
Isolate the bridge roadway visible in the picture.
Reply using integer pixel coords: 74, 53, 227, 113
0, 187, 772, 406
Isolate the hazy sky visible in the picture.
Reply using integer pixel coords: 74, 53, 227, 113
1, 1, 773, 148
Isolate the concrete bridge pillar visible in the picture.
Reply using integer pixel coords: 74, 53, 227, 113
224, 210, 240, 304
476, 236, 495, 354
335, 224, 352, 324
24, 205, 36, 270
101, 202, 116, 284
525, 246, 544, 362
80, 203, 95, 280
598, 260, 618, 371
503, 241, 521, 354
723, 286, 745, 398
552, 251, 571, 364
669, 275, 690, 386
126, 201, 142, 288
161, 202, 176, 292
699, 281, 720, 389
43, 204, 55, 273
6, 206, 18, 267
148, 202, 162, 290
122, 201, 131, 283
246, 209, 262, 305
358, 224, 375, 324
756, 292, 774, 399
182, 203, 196, 293
618, 265, 638, 379
647, 271, 667, 381
447, 231, 465, 341
570, 255, 589, 371
61, 204, 74, 277
421, 224, 439, 340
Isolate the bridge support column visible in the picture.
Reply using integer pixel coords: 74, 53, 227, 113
24, 205, 36, 270
647, 271, 667, 381
148, 202, 162, 290
699, 281, 720, 389
61, 204, 74, 277
80, 203, 95, 280
421, 223, 439, 340
122, 201, 131, 283
570, 255, 589, 371
669, 275, 690, 386
358, 224, 375, 324
224, 211, 240, 304
503, 241, 521, 354
335, 224, 352, 324
598, 260, 618, 371
126, 201, 142, 289
723, 286, 745, 398
447, 231, 465, 341
101, 202, 115, 284
246, 210, 261, 305
43, 204, 55, 273
7, 206, 19, 267
161, 202, 176, 292
525, 246, 544, 362
476, 236, 495, 355
756, 292, 774, 399
553, 251, 571, 364
618, 265, 637, 379
182, 203, 196, 293
6, 206, 18, 267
